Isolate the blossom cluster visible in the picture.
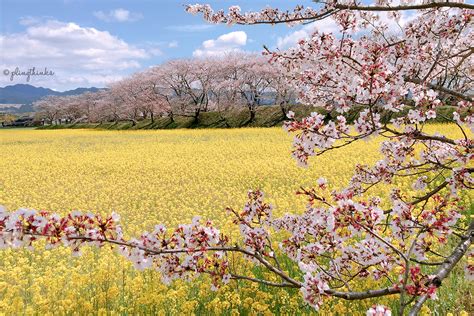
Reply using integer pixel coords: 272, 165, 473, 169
229, 190, 274, 256
187, 1, 473, 313
0, 178, 467, 311
367, 304, 392, 316
1, 0, 473, 314
0, 205, 231, 290
1, 126, 471, 313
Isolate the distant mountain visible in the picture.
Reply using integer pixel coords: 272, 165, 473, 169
60, 87, 103, 96
0, 84, 104, 113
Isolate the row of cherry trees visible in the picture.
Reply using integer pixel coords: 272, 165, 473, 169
3, 1, 473, 315
33, 53, 295, 125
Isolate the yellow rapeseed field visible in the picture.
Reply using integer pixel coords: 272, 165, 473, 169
0, 126, 471, 315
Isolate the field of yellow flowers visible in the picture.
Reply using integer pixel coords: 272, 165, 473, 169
0, 126, 471, 315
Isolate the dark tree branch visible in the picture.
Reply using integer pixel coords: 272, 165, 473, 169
326, 286, 400, 300
411, 181, 449, 205
334, 2, 474, 12
409, 220, 474, 315
228, 2, 474, 25
385, 126, 473, 148
406, 77, 473, 102
230, 274, 299, 288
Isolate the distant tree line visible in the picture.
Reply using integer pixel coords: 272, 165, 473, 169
33, 53, 297, 126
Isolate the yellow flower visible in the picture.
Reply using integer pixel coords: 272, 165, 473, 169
0, 125, 470, 314
420, 305, 431, 315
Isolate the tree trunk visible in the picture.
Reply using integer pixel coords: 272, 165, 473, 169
248, 105, 256, 123
194, 108, 201, 124
250, 109, 256, 122
281, 104, 287, 117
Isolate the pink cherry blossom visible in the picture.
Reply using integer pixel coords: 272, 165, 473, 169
4, 1, 474, 315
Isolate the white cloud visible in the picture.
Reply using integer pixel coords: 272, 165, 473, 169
193, 31, 247, 58
0, 20, 149, 90
378, 11, 419, 32
145, 47, 162, 57
94, 9, 143, 22
166, 24, 215, 32
276, 19, 339, 49
168, 40, 179, 48
19, 16, 41, 26
276, 11, 418, 50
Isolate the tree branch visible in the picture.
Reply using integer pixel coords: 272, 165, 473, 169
326, 286, 400, 300
228, 2, 474, 25
408, 220, 474, 316
384, 126, 473, 148
335, 2, 474, 12
406, 77, 473, 102
411, 181, 449, 205
230, 273, 299, 288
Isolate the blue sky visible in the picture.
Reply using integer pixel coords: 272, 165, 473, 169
0, 0, 328, 91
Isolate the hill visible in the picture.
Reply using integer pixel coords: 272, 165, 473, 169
37, 104, 461, 131
0, 84, 104, 113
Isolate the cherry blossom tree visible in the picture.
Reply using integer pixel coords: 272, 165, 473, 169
187, 2, 474, 314
205, 54, 245, 126
108, 76, 144, 126
154, 58, 214, 123
3, 1, 474, 315
99, 91, 121, 123
188, 52, 284, 125
270, 66, 298, 118
34, 54, 287, 126
61, 95, 88, 123
212, 54, 244, 104
222, 53, 276, 123
33, 96, 63, 125
133, 70, 172, 123
79, 91, 108, 123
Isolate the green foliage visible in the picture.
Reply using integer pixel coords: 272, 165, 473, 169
36, 104, 465, 131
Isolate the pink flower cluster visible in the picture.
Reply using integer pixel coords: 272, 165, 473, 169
1, 1, 473, 314
0, 206, 231, 289
186, 2, 473, 312
367, 305, 391, 316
